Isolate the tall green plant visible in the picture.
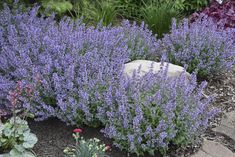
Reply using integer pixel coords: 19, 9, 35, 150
41, 0, 73, 16
114, 0, 143, 20
74, 0, 118, 26
141, 1, 179, 38
174, 0, 209, 13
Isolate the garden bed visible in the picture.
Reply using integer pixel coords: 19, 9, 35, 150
1, 1, 235, 157
29, 67, 235, 157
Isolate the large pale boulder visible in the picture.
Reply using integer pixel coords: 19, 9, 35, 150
123, 60, 190, 79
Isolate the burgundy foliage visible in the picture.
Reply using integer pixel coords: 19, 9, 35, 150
191, 0, 235, 28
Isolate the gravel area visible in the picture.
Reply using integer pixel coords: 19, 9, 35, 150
203, 67, 235, 153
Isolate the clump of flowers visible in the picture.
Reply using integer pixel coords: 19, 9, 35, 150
0, 81, 38, 157
0, 3, 220, 156
0, 3, 159, 124
101, 68, 219, 156
64, 128, 110, 157
159, 16, 235, 78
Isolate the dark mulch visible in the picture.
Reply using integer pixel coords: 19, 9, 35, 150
29, 118, 162, 157
29, 118, 200, 157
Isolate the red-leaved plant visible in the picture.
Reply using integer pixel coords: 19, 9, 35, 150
191, 0, 235, 28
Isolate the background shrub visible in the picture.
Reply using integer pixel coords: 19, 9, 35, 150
191, 0, 235, 28
100, 68, 218, 156
41, 0, 73, 17
0, 0, 211, 37
141, 1, 179, 38
77, 0, 118, 26
158, 16, 235, 78
174, 0, 209, 13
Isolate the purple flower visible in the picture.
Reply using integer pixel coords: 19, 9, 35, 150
159, 16, 235, 78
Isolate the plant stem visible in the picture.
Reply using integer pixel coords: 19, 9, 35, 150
13, 103, 16, 140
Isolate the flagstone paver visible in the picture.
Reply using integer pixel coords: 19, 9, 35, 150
190, 150, 212, 157
190, 139, 235, 157
212, 111, 235, 141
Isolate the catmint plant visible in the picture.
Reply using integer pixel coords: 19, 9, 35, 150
100, 67, 219, 156
159, 15, 235, 78
0, 3, 159, 124
0, 3, 219, 156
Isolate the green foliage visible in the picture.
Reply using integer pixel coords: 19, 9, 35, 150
0, 0, 209, 23
0, 117, 37, 157
64, 131, 110, 157
0, 0, 30, 11
141, 1, 179, 38
174, 0, 209, 13
113, 0, 146, 20
74, 0, 118, 26
41, 0, 73, 16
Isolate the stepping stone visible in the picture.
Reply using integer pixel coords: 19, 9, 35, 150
213, 111, 235, 141
191, 150, 212, 157
202, 139, 234, 157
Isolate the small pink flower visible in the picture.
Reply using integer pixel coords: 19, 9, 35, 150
73, 128, 82, 133
105, 145, 111, 151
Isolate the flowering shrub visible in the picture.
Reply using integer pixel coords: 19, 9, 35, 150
0, 3, 158, 123
100, 68, 218, 156
0, 3, 219, 156
159, 16, 235, 78
64, 128, 110, 157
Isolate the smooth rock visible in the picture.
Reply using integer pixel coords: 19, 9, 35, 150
212, 111, 235, 141
202, 139, 234, 157
123, 60, 190, 79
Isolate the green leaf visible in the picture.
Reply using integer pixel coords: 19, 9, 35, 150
23, 133, 38, 149
8, 148, 36, 157
9, 148, 20, 157
20, 151, 36, 157
14, 144, 25, 153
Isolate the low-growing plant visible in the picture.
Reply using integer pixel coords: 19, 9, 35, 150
158, 16, 235, 78
0, 82, 37, 157
191, 0, 235, 28
64, 128, 110, 157
0, 117, 38, 157
100, 67, 219, 156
